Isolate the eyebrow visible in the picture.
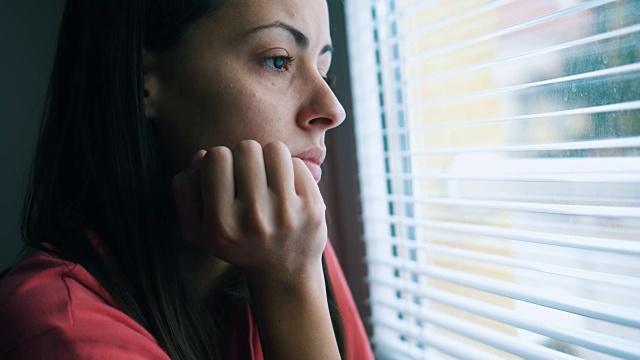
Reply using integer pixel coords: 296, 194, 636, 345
244, 21, 333, 56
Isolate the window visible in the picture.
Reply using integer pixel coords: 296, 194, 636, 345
345, 0, 640, 358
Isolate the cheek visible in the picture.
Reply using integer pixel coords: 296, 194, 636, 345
201, 79, 296, 146
160, 59, 300, 169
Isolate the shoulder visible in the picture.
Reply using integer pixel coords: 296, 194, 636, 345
0, 249, 169, 359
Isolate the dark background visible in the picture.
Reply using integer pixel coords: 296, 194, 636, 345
1, 0, 65, 268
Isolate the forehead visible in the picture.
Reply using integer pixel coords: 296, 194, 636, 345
206, 0, 332, 45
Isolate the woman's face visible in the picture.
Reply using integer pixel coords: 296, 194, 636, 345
145, 0, 345, 181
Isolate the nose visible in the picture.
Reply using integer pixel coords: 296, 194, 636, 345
296, 72, 346, 131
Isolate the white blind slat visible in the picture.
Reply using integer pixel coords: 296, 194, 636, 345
368, 256, 640, 329
404, 24, 640, 88
361, 191, 640, 207
372, 318, 499, 360
363, 216, 640, 255
370, 279, 640, 359
367, 236, 640, 289
363, 195, 640, 218
376, 136, 640, 155
356, 26, 640, 102
372, 0, 514, 39
400, 0, 615, 64
363, 232, 640, 271
372, 299, 582, 360
367, 101, 640, 133
408, 63, 640, 109
362, 171, 640, 183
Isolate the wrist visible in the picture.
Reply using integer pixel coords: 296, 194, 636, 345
247, 260, 327, 302
247, 258, 340, 360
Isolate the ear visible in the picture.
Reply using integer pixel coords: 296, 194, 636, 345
143, 49, 161, 119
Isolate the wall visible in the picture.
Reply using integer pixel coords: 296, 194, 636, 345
0, 0, 64, 268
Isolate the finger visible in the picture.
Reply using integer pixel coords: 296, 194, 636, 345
172, 150, 206, 244
292, 157, 323, 203
201, 146, 235, 218
263, 141, 295, 198
233, 140, 268, 201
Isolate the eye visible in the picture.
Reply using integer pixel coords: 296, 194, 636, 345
323, 73, 336, 87
264, 56, 293, 71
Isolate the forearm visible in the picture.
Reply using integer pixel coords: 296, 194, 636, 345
249, 261, 341, 360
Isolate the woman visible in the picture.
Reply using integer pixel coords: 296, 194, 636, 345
0, 0, 373, 359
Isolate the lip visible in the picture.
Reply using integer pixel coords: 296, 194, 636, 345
293, 148, 326, 181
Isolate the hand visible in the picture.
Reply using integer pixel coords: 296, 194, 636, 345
172, 140, 328, 287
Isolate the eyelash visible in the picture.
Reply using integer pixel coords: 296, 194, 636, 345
263, 56, 336, 87
263, 55, 295, 72
323, 73, 336, 87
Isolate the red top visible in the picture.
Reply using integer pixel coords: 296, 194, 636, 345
0, 242, 373, 359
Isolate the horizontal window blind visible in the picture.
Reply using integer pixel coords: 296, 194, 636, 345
345, 0, 640, 359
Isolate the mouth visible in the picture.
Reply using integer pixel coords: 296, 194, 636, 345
293, 148, 326, 182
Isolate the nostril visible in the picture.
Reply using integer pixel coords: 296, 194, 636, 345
309, 117, 333, 126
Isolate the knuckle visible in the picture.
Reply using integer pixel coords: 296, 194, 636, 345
241, 201, 263, 233
308, 202, 326, 221
263, 141, 289, 158
235, 140, 262, 156
206, 214, 234, 241
249, 222, 271, 241
278, 206, 296, 234
245, 204, 273, 239
205, 146, 232, 165
246, 202, 263, 223
216, 220, 236, 241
